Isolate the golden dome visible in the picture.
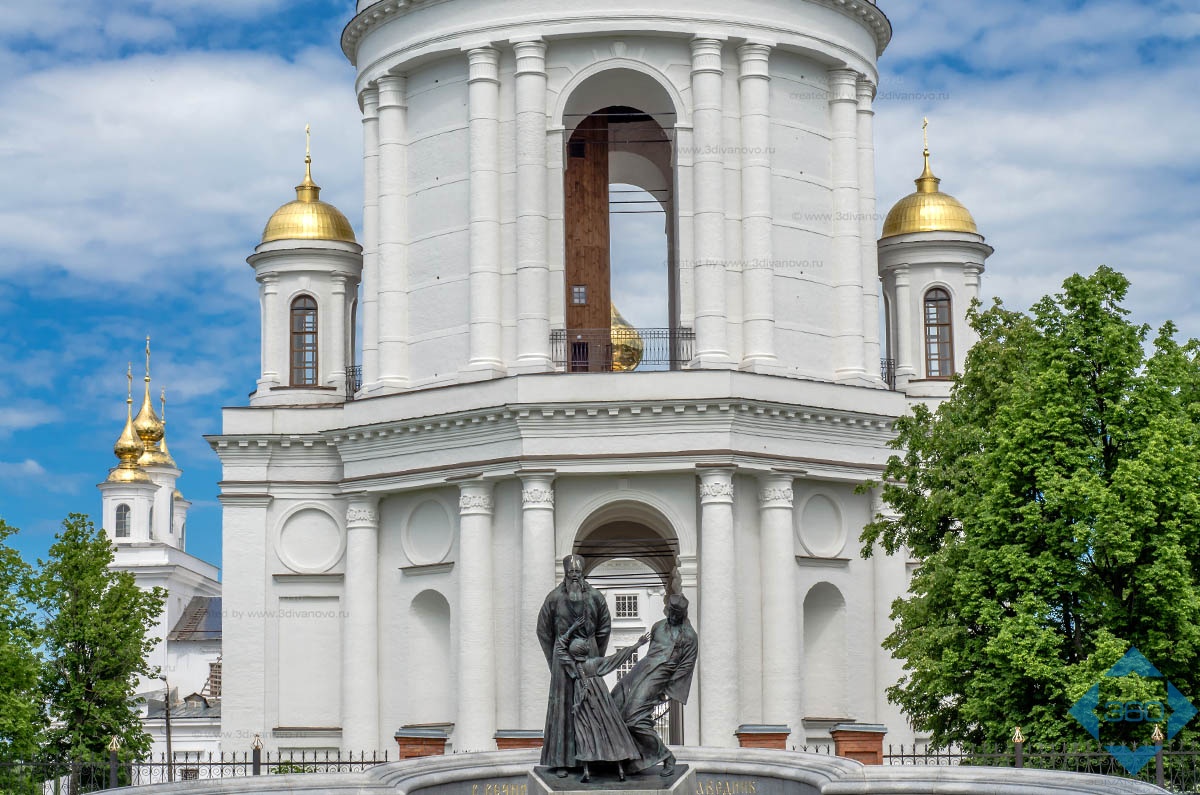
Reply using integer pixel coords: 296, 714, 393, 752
134, 337, 176, 468
108, 366, 152, 484
173, 488, 185, 501
610, 304, 644, 372
261, 148, 356, 245
882, 134, 978, 238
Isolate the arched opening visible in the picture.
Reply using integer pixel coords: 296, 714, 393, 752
804, 582, 848, 720
115, 504, 131, 538
923, 287, 954, 378
573, 501, 683, 742
408, 589, 452, 724
557, 68, 686, 372
290, 294, 318, 386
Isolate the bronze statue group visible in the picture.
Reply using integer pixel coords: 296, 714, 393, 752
536, 555, 698, 783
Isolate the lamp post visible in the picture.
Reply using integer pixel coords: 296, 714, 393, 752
159, 675, 174, 782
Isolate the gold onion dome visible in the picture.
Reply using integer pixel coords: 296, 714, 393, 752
610, 304, 644, 372
261, 131, 356, 244
108, 366, 151, 484
882, 124, 978, 238
134, 338, 174, 467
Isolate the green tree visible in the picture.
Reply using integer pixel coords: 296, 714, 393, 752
0, 519, 42, 758
864, 266, 1200, 749
35, 514, 165, 759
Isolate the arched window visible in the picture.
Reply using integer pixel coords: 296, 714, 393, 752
923, 287, 954, 378
290, 295, 318, 386
116, 504, 131, 538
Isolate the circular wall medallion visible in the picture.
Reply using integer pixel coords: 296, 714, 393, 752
276, 506, 344, 573
797, 494, 846, 558
403, 499, 453, 566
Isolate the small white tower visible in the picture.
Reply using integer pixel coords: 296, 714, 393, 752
878, 120, 993, 401
99, 364, 157, 544
249, 128, 363, 406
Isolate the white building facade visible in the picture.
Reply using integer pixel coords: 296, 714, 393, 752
212, 0, 991, 756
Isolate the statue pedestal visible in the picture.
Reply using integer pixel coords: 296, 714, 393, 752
530, 764, 695, 795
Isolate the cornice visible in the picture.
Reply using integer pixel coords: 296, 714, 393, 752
341, 0, 891, 67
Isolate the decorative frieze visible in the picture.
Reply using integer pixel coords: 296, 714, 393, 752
346, 507, 378, 524
521, 488, 554, 508
758, 488, 794, 508
458, 494, 494, 512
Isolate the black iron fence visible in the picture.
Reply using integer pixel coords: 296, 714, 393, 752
346, 364, 363, 399
550, 328, 694, 372
880, 358, 896, 390
885, 742, 1200, 793
0, 749, 390, 792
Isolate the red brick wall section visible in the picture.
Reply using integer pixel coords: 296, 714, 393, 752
495, 736, 545, 750
396, 735, 448, 759
736, 731, 790, 750
831, 729, 885, 765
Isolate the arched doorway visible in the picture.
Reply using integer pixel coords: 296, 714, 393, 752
558, 68, 685, 372
571, 502, 685, 743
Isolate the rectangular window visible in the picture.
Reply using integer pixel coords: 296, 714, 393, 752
571, 284, 588, 305
616, 650, 639, 680
614, 594, 639, 619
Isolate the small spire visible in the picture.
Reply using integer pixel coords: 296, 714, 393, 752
296, 124, 320, 202
108, 363, 150, 483
134, 337, 166, 460
158, 388, 174, 464
916, 116, 940, 194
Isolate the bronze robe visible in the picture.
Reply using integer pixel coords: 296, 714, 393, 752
536, 583, 611, 768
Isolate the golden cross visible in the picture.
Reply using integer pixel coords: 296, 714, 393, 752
126, 363, 133, 402
922, 117, 930, 152
160, 388, 167, 420
145, 335, 152, 382
305, 124, 311, 159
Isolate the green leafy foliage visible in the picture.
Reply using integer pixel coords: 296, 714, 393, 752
35, 514, 165, 759
863, 267, 1200, 749
0, 519, 42, 758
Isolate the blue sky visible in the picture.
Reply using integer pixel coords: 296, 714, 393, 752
1, 0, 1198, 573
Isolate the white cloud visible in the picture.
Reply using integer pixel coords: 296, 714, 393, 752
0, 406, 60, 434
0, 459, 47, 477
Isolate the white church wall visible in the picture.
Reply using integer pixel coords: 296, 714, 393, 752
491, 478, 522, 731
732, 473, 765, 726
276, 595, 342, 728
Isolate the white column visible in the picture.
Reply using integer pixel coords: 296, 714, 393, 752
894, 265, 915, 382
360, 87, 381, 389
857, 77, 881, 383
697, 466, 737, 745
328, 275, 348, 391
691, 38, 731, 367
738, 43, 777, 369
758, 472, 799, 730
376, 74, 409, 389
259, 274, 281, 388
456, 480, 496, 750
828, 68, 866, 382
465, 47, 504, 376
518, 472, 556, 730
342, 496, 380, 750
513, 40, 552, 371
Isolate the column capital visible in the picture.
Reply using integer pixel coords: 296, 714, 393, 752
697, 466, 735, 504
457, 480, 495, 515
360, 86, 379, 119
519, 471, 556, 509
691, 38, 724, 74
467, 46, 501, 83
856, 77, 877, 107
376, 73, 407, 109
512, 39, 547, 74
737, 43, 772, 79
757, 472, 794, 509
826, 68, 860, 102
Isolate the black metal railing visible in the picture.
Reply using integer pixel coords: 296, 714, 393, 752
550, 328, 694, 372
881, 358, 896, 390
0, 749, 390, 792
346, 364, 363, 399
885, 742, 1200, 792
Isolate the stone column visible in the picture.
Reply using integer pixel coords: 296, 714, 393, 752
518, 472, 555, 730
456, 480, 496, 751
738, 43, 777, 370
893, 265, 914, 381
513, 39, 552, 371
465, 47, 504, 376
856, 78, 881, 383
328, 275, 348, 392
259, 274, 281, 388
343, 496, 380, 750
691, 38, 731, 367
758, 472, 798, 731
828, 68, 866, 382
360, 86, 381, 389
376, 73, 409, 389
697, 466, 737, 745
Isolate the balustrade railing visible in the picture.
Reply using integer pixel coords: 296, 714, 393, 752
550, 327, 694, 372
